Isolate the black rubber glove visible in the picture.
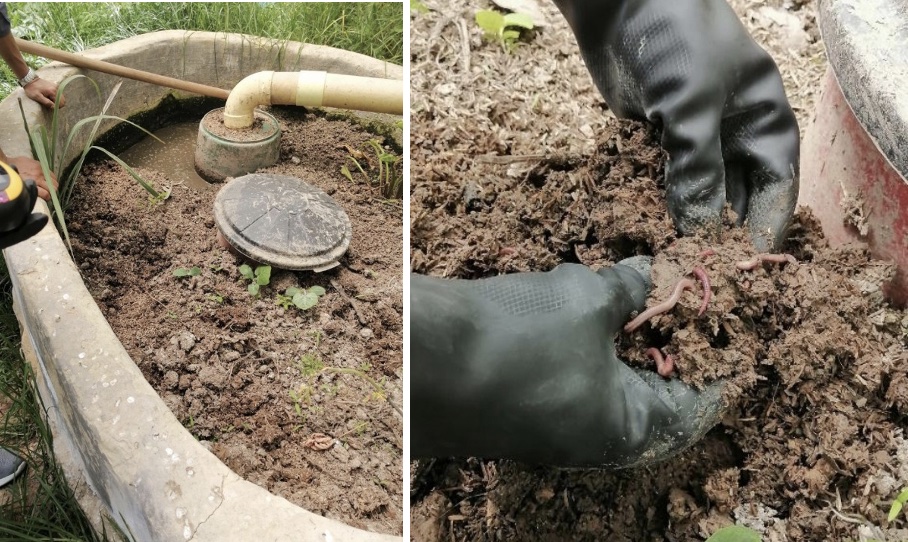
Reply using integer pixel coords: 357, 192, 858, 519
554, 0, 800, 251
411, 258, 723, 468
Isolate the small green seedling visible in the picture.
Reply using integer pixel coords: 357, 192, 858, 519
238, 264, 271, 296
173, 266, 201, 278
340, 140, 402, 199
475, 9, 534, 51
148, 186, 172, 206
297, 352, 325, 378
277, 286, 327, 311
368, 139, 402, 199
705, 525, 761, 542
888, 488, 908, 522
288, 386, 311, 420
206, 292, 225, 304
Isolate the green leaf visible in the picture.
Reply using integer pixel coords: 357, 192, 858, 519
502, 29, 520, 41
890, 500, 904, 522
239, 264, 253, 280
255, 265, 272, 285
340, 165, 353, 182
503, 12, 534, 30
173, 268, 191, 277
705, 525, 762, 542
292, 291, 319, 310
888, 488, 908, 521
475, 10, 504, 35
286, 287, 302, 296
90, 146, 161, 198
248, 283, 260, 296
190, 267, 201, 276
309, 286, 326, 297
410, 0, 429, 13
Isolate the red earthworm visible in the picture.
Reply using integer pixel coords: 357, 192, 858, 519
624, 278, 697, 333
692, 267, 710, 316
698, 249, 715, 258
736, 253, 797, 271
646, 347, 675, 377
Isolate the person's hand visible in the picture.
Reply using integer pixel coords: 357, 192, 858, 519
23, 77, 63, 109
411, 258, 724, 467
555, 0, 800, 252
5, 156, 57, 201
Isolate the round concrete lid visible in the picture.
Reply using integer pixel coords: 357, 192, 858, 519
214, 174, 351, 271
820, 0, 908, 177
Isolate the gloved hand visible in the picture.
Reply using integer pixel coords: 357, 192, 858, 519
411, 258, 724, 468
554, 0, 800, 251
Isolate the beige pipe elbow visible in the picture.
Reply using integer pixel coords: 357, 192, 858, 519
224, 70, 403, 129
223, 71, 276, 128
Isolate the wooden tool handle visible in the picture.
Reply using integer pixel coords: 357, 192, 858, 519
16, 37, 230, 100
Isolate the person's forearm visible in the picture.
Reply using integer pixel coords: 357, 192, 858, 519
0, 33, 28, 79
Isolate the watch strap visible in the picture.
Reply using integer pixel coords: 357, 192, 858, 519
17, 67, 38, 87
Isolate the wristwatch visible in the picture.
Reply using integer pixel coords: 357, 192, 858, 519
17, 67, 39, 88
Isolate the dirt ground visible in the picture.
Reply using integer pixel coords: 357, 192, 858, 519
66, 107, 403, 535
410, 1, 908, 541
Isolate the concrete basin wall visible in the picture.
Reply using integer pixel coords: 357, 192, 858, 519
0, 31, 401, 542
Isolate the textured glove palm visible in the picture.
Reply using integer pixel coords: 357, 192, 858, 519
411, 259, 723, 468
555, 0, 800, 251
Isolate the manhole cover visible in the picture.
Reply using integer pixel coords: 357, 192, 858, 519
213, 174, 351, 271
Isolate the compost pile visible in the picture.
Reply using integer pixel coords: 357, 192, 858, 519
410, 1, 908, 540
67, 108, 403, 535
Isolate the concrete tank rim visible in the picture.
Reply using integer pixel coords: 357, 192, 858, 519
0, 30, 400, 542
818, 0, 908, 180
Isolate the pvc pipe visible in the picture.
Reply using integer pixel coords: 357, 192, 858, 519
223, 70, 402, 128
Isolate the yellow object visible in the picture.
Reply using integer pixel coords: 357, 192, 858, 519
0, 161, 24, 203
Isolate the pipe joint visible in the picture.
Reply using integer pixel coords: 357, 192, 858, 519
224, 70, 402, 129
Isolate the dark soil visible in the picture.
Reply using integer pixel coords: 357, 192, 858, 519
411, 118, 908, 542
67, 107, 403, 535
410, 3, 908, 540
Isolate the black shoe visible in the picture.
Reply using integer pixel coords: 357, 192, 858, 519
0, 447, 26, 488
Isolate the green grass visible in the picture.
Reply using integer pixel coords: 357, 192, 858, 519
2, 2, 403, 96
0, 285, 103, 539
0, 2, 401, 538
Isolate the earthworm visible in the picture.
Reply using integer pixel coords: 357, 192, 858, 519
735, 253, 797, 271
624, 278, 697, 333
698, 249, 716, 259
646, 347, 675, 378
692, 267, 710, 316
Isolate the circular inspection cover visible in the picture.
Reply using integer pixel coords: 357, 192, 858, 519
214, 174, 352, 271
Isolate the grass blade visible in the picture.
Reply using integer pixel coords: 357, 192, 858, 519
89, 147, 160, 198
26, 130, 70, 254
